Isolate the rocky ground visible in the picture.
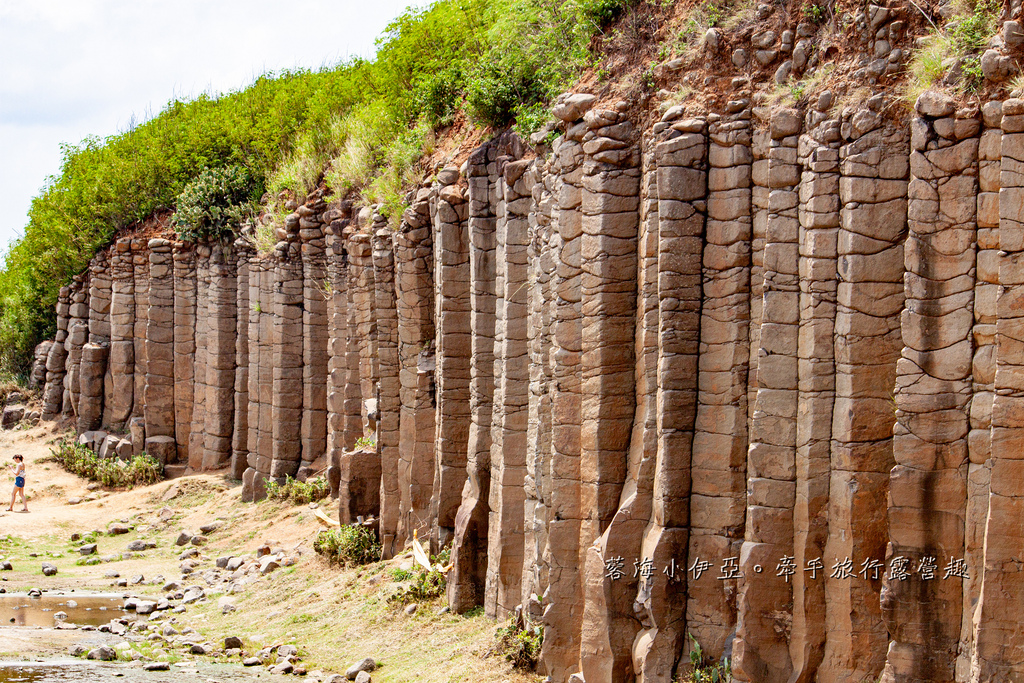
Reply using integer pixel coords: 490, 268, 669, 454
0, 423, 538, 683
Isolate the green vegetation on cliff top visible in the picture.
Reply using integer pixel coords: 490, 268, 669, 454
0, 0, 628, 373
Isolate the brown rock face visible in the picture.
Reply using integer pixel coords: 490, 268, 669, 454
42, 92, 1024, 683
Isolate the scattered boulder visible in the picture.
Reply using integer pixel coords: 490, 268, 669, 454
69, 644, 88, 657
259, 556, 281, 575
226, 557, 245, 572
218, 596, 236, 614
135, 601, 157, 615
243, 657, 261, 667
107, 524, 130, 535
87, 646, 116, 661
190, 643, 210, 655
190, 535, 207, 546
346, 658, 377, 680
224, 636, 243, 650
144, 663, 170, 671
145, 435, 176, 465
916, 90, 956, 118
552, 93, 597, 122
355, 672, 372, 683
79, 544, 97, 556
199, 521, 222, 534
175, 531, 194, 546
41, 563, 58, 576
126, 540, 154, 552
2, 405, 25, 429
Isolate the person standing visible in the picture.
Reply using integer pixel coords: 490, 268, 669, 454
8, 454, 27, 512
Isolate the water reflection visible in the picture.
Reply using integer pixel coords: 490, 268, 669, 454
0, 594, 127, 628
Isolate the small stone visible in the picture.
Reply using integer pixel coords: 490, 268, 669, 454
175, 531, 194, 546
224, 636, 243, 650
404, 603, 418, 615
79, 544, 97, 556
69, 644, 88, 657
126, 540, 154, 552
354, 672, 372, 683
190, 535, 207, 547
243, 657, 261, 666
218, 597, 236, 614
198, 521, 222, 534
259, 556, 281, 575
144, 663, 170, 671
190, 643, 209, 655
41, 563, 58, 576
216, 556, 232, 569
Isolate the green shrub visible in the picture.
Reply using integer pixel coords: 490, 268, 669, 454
172, 165, 262, 243
413, 67, 465, 127
354, 435, 376, 450
50, 440, 163, 488
264, 475, 330, 505
314, 525, 382, 566
494, 611, 543, 671
388, 566, 447, 604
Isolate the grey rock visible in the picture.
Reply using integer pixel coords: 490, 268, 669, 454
41, 563, 58, 576
143, 663, 169, 671
224, 636, 243, 649
346, 658, 376, 679
87, 646, 116, 661
79, 544, 97, 556
175, 531, 193, 546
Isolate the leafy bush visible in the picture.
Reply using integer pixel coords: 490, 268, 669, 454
314, 525, 382, 566
264, 475, 331, 505
494, 611, 543, 671
0, 0, 633, 373
388, 544, 451, 605
51, 440, 163, 488
172, 165, 262, 243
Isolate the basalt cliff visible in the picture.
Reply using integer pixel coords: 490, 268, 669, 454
25, 49, 1024, 683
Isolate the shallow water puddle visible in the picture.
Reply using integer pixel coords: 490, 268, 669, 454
0, 593, 127, 627
0, 661, 292, 682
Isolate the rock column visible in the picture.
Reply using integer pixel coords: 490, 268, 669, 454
450, 144, 498, 612
271, 243, 304, 480
203, 241, 237, 469
373, 217, 401, 550
826, 109, 907, 681
232, 238, 252, 479
144, 239, 176, 453
105, 240, 135, 427
300, 205, 328, 474
173, 243, 196, 464
430, 176, 471, 551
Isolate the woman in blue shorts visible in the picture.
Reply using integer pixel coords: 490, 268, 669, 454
8, 454, 27, 512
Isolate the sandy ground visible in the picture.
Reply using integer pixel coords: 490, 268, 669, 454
0, 423, 541, 683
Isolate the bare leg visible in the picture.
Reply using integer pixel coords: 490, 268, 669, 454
18, 488, 27, 511
7, 487, 13, 511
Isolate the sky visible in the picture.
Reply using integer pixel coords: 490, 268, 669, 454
0, 0, 421, 253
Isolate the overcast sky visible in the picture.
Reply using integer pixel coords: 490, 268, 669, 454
0, 0, 420, 253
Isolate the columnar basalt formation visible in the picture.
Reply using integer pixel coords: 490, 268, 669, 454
173, 243, 196, 464
43, 89, 1024, 683
429, 173, 470, 552
300, 206, 328, 475
394, 193, 436, 544
106, 240, 135, 427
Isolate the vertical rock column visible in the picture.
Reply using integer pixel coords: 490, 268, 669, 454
144, 239, 176, 452
300, 207, 328, 474
189, 245, 211, 469
106, 239, 135, 427
373, 217, 401, 550
788, 106, 839, 681
969, 97, 1024, 681
132, 239, 150, 419
686, 110, 752, 659
522, 160, 556, 619
232, 238, 252, 480
450, 144, 498, 613
828, 111, 907, 682
42, 287, 70, 418
65, 277, 89, 416
539, 128, 584, 679
961, 101, 1000, 678
748, 128, 769, 430
88, 252, 112, 426
271, 243, 304, 480
577, 108, 642, 683
885, 95, 976, 683
203, 241, 237, 469
243, 255, 271, 502
429, 176, 470, 551
633, 118, 705, 682
325, 219, 350, 480
734, 108, 802, 683
485, 159, 531, 619
173, 243, 196, 465
395, 194, 436, 542
348, 231, 378, 442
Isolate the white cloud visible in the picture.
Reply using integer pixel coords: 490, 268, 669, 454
0, 0, 420, 252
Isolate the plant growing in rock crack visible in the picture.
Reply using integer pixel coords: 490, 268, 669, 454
679, 633, 731, 683
494, 609, 543, 671
172, 165, 262, 243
